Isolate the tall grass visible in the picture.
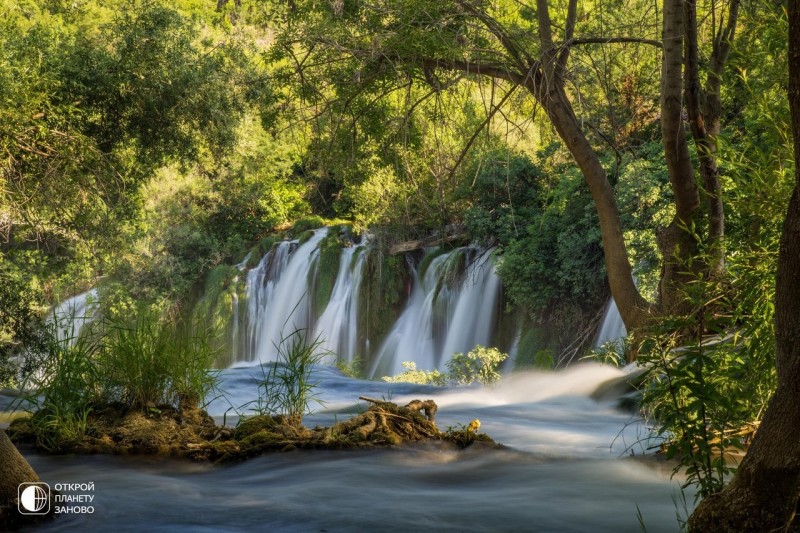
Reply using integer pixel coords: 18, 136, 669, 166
14, 305, 222, 450
248, 328, 327, 419
103, 308, 220, 409
16, 321, 102, 451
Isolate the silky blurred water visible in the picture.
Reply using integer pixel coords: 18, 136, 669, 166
18, 363, 692, 532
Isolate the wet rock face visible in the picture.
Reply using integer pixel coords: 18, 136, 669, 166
8, 399, 500, 463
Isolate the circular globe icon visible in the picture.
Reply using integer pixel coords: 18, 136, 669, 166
20, 485, 48, 513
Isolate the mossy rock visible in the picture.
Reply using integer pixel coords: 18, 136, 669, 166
443, 428, 498, 449
312, 231, 344, 316
233, 415, 282, 440
5, 415, 34, 443
357, 248, 411, 349
10, 399, 503, 464
297, 229, 315, 245
239, 429, 286, 448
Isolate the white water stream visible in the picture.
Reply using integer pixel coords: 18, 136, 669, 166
51, 289, 98, 343
14, 363, 691, 532
594, 297, 628, 348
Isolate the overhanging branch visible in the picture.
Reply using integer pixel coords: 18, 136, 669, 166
563, 37, 663, 49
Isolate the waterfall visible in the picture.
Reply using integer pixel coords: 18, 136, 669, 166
52, 289, 98, 343
232, 230, 505, 376
368, 249, 502, 378
594, 297, 627, 347
314, 246, 365, 365
241, 229, 326, 363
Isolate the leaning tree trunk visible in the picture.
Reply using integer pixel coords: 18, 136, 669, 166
531, 0, 650, 336
688, 4, 800, 530
0, 429, 42, 519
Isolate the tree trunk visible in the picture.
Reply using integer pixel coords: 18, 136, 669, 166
659, 0, 702, 313
529, 0, 650, 335
0, 429, 42, 521
532, 82, 651, 333
684, 0, 730, 275
689, 4, 800, 529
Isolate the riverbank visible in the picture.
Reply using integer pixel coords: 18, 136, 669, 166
6, 397, 497, 463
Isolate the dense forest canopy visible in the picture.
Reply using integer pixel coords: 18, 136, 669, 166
0, 0, 797, 528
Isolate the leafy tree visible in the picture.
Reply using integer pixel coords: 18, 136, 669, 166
688, 3, 800, 529
263, 0, 748, 343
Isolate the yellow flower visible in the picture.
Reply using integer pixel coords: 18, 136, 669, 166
467, 419, 481, 433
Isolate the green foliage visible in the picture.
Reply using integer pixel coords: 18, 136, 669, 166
16, 323, 102, 452
614, 143, 674, 301
103, 308, 220, 409
0, 260, 49, 385
247, 236, 280, 268
495, 159, 606, 319
336, 357, 365, 379
0, 0, 256, 258
446, 345, 508, 385
382, 361, 447, 386
292, 216, 326, 234
383, 346, 508, 386
584, 340, 628, 367
462, 152, 543, 246
636, 249, 776, 500
248, 328, 327, 418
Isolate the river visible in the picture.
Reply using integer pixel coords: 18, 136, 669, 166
17, 363, 693, 532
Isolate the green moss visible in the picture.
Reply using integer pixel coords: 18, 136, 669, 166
443, 428, 497, 449
313, 232, 343, 316
192, 265, 243, 367
240, 429, 284, 448
297, 230, 315, 245
514, 326, 555, 369
246, 236, 279, 268
357, 248, 410, 351
417, 247, 449, 281
234, 415, 280, 440
291, 215, 326, 235
350, 246, 365, 271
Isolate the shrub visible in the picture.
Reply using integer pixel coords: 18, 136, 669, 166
382, 361, 447, 386
382, 347, 509, 386
446, 345, 507, 385
291, 215, 326, 235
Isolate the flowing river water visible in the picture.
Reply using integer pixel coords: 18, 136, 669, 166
15, 363, 693, 532
8, 231, 690, 531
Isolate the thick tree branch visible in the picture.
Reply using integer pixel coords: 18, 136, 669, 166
563, 37, 663, 49
558, 0, 579, 70
421, 58, 527, 87
455, 0, 533, 72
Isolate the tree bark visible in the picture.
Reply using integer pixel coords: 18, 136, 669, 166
684, 0, 739, 276
659, 0, 702, 313
689, 3, 800, 530
0, 429, 42, 521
